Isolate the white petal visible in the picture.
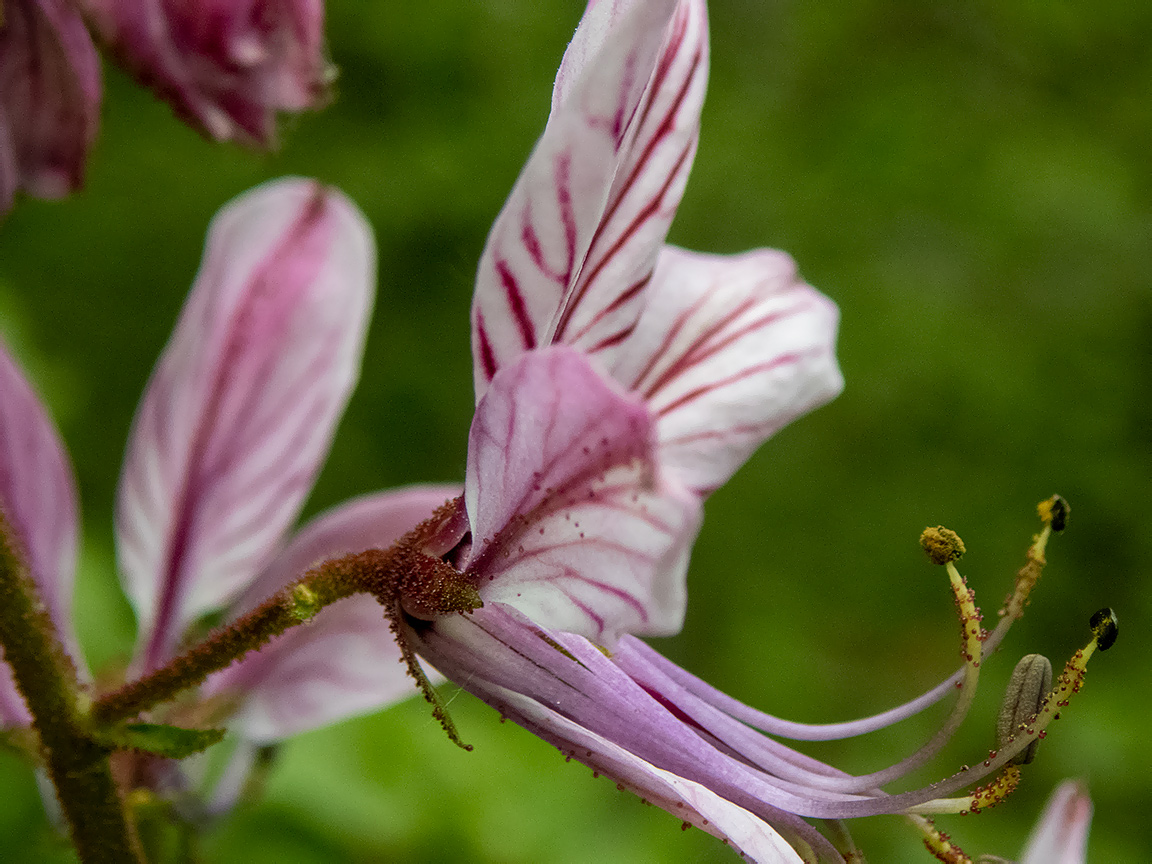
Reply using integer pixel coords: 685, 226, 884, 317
117, 177, 375, 668
613, 246, 843, 495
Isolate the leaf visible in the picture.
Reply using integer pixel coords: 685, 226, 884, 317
94, 722, 226, 759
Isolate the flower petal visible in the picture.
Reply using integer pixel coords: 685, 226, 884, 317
117, 178, 376, 669
0, 0, 101, 214
412, 604, 843, 863
201, 486, 459, 741
0, 337, 81, 726
464, 347, 700, 642
611, 246, 844, 495
503, 691, 807, 863
1019, 779, 1092, 864
77, 0, 327, 145
471, 0, 706, 397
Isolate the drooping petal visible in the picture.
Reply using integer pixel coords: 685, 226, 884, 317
0, 337, 81, 726
0, 0, 101, 215
463, 347, 700, 643
502, 692, 807, 863
1019, 780, 1092, 864
411, 604, 844, 863
471, 0, 707, 397
611, 246, 843, 495
201, 485, 459, 741
77, 0, 327, 145
117, 178, 375, 670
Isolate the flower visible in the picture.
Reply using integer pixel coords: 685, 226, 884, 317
0, 0, 101, 216
0, 0, 329, 218
1019, 780, 1093, 864
0, 177, 390, 768
77, 0, 330, 144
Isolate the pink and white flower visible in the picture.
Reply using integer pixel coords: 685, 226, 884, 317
0, 177, 392, 751
0, 0, 329, 218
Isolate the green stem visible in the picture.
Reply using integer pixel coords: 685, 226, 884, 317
92, 548, 397, 725
0, 508, 143, 864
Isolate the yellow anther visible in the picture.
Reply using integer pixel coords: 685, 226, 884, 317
1037, 494, 1069, 532
921, 527, 966, 565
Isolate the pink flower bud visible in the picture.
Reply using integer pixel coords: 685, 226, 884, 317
0, 0, 101, 215
77, 0, 329, 145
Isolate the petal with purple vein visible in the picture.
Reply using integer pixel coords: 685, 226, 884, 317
470, 0, 681, 397
464, 347, 700, 642
612, 246, 843, 496
117, 178, 375, 669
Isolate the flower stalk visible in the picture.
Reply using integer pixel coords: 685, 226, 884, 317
0, 509, 143, 863
93, 548, 394, 725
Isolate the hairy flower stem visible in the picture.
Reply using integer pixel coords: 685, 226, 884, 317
0, 509, 144, 864
93, 548, 399, 724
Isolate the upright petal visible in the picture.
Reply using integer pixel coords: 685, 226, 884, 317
117, 178, 375, 669
0, 337, 80, 725
472, 0, 708, 397
611, 246, 843, 495
0, 0, 101, 215
203, 485, 460, 741
1019, 780, 1092, 864
77, 0, 327, 145
464, 347, 700, 643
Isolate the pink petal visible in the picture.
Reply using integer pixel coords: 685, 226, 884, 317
1020, 780, 1092, 864
77, 0, 327, 145
0, 337, 81, 726
117, 178, 375, 670
413, 604, 839, 862
611, 246, 843, 495
200, 486, 459, 741
463, 347, 701, 643
0, 0, 101, 214
504, 691, 807, 863
471, 0, 703, 397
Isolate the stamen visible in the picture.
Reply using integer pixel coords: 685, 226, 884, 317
996, 495, 1067, 626
905, 608, 1118, 816
907, 814, 974, 864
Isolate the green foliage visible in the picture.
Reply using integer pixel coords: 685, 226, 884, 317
92, 723, 226, 760
0, 0, 1148, 861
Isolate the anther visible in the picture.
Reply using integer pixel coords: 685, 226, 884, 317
1089, 607, 1119, 651
1037, 494, 1069, 532
921, 527, 966, 565
997, 654, 1052, 765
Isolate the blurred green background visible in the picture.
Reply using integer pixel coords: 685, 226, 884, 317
1, 0, 1148, 861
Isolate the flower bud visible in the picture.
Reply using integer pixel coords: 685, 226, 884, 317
0, 0, 101, 216
77, 0, 330, 145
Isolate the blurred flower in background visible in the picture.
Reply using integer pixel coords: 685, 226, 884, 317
1019, 780, 1093, 864
0, 178, 385, 803
0, 0, 329, 217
